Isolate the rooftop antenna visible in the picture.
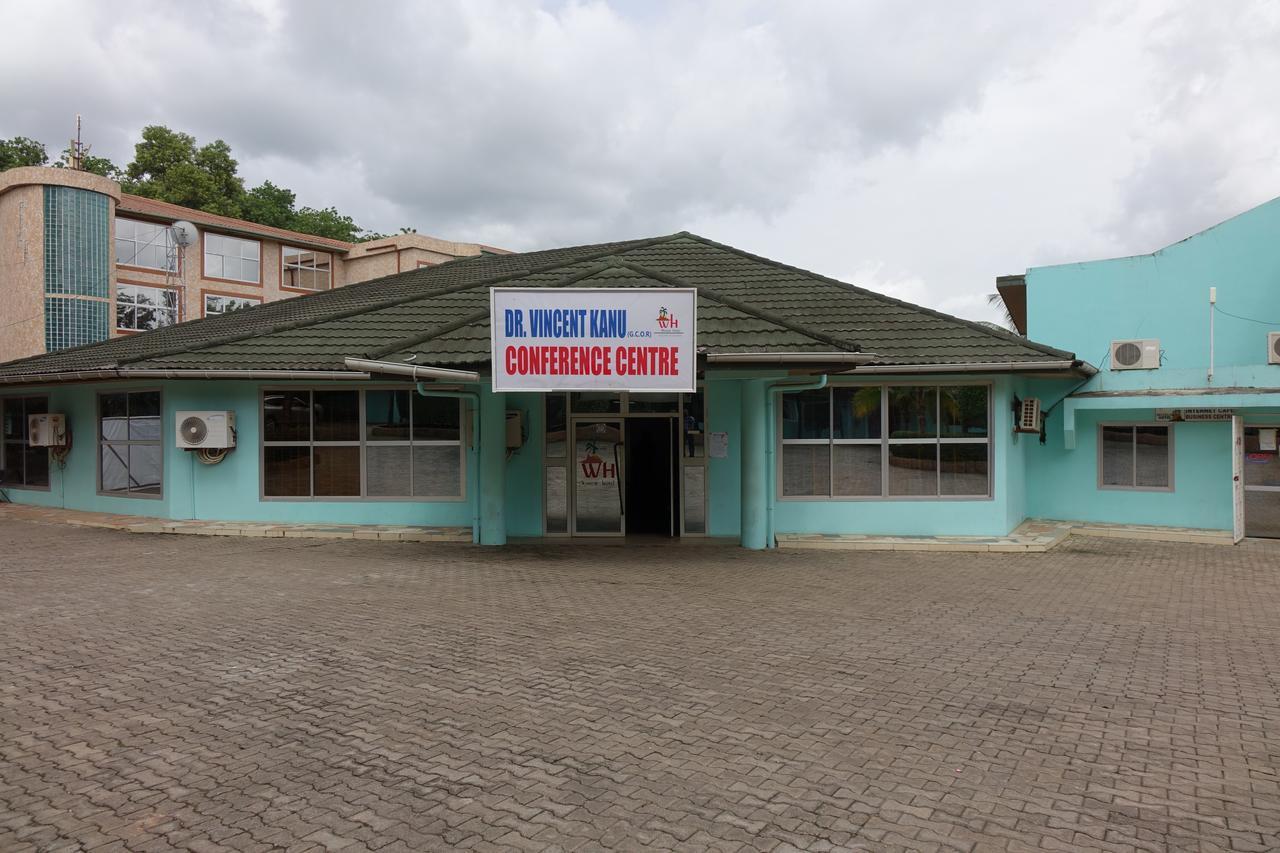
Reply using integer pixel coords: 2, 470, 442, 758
69, 115, 85, 171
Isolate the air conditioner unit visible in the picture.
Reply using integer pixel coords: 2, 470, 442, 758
1111, 339, 1160, 370
176, 411, 236, 449
1268, 332, 1280, 365
27, 413, 67, 446
1016, 398, 1041, 433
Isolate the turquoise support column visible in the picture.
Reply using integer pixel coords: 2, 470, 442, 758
740, 378, 769, 549
479, 387, 507, 545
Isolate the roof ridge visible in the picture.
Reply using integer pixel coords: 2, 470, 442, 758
664, 232, 1077, 361
604, 259, 862, 353
117, 233, 688, 369
366, 258, 655, 359
370, 252, 863, 363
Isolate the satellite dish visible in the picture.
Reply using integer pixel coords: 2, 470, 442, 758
170, 220, 198, 247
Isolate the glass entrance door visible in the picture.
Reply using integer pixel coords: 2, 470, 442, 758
572, 419, 624, 535
1243, 426, 1280, 538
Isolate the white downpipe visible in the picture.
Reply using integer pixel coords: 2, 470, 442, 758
764, 374, 829, 549
1208, 286, 1216, 384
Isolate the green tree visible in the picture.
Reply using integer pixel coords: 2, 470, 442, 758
241, 180, 297, 229
292, 206, 362, 242
0, 136, 48, 170
121, 125, 246, 217
4, 125, 379, 242
54, 146, 118, 178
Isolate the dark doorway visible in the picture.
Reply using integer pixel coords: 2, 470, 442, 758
624, 418, 679, 536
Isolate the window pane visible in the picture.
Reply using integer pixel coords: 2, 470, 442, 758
782, 444, 830, 496
413, 445, 461, 497
365, 390, 411, 441
833, 444, 882, 496
100, 393, 128, 440
888, 387, 937, 438
940, 444, 989, 496
263, 393, 311, 442
1135, 427, 1170, 488
629, 393, 679, 413
2, 401, 23, 440
129, 392, 162, 440
888, 443, 938, 495
683, 466, 706, 533
264, 446, 310, 496
313, 446, 360, 496
23, 444, 48, 488
412, 395, 460, 441
129, 444, 162, 494
205, 254, 224, 278
941, 387, 988, 438
545, 394, 567, 458
366, 444, 411, 496
1101, 426, 1134, 487
571, 392, 620, 414
101, 444, 129, 492
683, 390, 705, 458
312, 391, 359, 441
833, 388, 881, 440
545, 466, 567, 533
782, 389, 829, 440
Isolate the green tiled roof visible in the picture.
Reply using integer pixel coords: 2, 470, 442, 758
0, 233, 1078, 383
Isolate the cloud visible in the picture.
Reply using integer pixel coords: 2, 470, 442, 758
2, 0, 1278, 326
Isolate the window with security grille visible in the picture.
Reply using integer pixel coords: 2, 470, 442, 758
1, 396, 50, 489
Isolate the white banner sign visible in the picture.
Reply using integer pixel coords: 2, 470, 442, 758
490, 287, 697, 392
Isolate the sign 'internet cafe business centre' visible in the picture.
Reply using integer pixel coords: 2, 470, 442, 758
490, 288, 697, 392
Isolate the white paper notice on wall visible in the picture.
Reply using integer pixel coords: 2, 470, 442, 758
1262, 428, 1278, 452
708, 431, 729, 459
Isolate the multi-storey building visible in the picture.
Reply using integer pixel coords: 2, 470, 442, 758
0, 166, 505, 362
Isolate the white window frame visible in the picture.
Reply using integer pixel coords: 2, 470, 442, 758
97, 389, 163, 499
260, 387, 465, 502
115, 217, 177, 273
204, 233, 261, 284
1097, 422, 1175, 492
281, 246, 334, 291
777, 382, 994, 501
203, 292, 261, 317
1, 395, 51, 491
116, 283, 178, 332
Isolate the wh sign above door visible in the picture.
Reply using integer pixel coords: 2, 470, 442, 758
490, 287, 697, 393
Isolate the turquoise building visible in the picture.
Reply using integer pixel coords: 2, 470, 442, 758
2, 215, 1277, 546
1000, 196, 1280, 539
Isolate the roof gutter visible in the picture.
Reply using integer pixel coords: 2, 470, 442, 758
705, 352, 877, 365
0, 368, 372, 386
343, 357, 481, 383
857, 360, 1098, 376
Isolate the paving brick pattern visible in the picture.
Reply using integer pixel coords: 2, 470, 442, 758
2, 519, 1279, 851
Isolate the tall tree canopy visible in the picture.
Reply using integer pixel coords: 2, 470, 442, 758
0, 136, 49, 170
0, 126, 376, 243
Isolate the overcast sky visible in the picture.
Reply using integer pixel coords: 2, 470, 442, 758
3, 0, 1279, 324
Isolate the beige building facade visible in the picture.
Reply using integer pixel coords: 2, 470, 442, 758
0, 167, 505, 363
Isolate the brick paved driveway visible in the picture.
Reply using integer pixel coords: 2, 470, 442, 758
2, 520, 1280, 852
